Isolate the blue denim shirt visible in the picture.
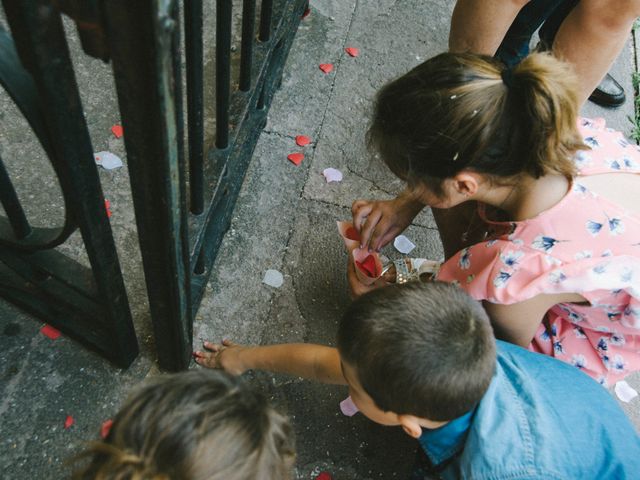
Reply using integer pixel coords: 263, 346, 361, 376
417, 341, 640, 479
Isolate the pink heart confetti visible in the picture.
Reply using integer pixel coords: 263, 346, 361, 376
111, 124, 123, 139
322, 167, 343, 183
40, 324, 61, 340
101, 419, 114, 439
319, 63, 333, 74
315, 473, 333, 480
340, 396, 359, 417
105, 199, 112, 218
295, 135, 311, 147
64, 415, 74, 429
287, 153, 304, 166
345, 47, 359, 57
302, 7, 310, 19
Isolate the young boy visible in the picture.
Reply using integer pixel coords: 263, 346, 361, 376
195, 282, 640, 478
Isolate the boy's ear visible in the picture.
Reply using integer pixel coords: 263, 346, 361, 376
398, 415, 423, 439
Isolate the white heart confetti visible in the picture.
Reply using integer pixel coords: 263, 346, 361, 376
262, 269, 284, 288
614, 380, 639, 403
393, 235, 416, 254
340, 396, 359, 416
94, 151, 123, 170
322, 167, 343, 183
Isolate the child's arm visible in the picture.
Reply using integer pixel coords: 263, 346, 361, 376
194, 340, 347, 385
352, 188, 424, 252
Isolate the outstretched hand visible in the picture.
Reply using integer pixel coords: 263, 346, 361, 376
193, 339, 248, 375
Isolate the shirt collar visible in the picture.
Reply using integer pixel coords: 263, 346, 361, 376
418, 409, 475, 466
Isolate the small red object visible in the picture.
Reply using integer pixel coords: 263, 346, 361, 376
295, 135, 311, 147
287, 152, 304, 166
345, 47, 359, 57
315, 472, 333, 480
111, 124, 124, 139
100, 419, 114, 439
356, 255, 378, 278
319, 63, 333, 74
302, 7, 311, 19
345, 226, 360, 241
104, 199, 112, 218
40, 324, 61, 340
64, 415, 74, 429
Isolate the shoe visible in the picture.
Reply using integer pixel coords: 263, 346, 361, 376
589, 73, 626, 108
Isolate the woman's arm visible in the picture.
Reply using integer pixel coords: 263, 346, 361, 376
194, 340, 347, 385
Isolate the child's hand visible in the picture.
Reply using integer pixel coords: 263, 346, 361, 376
352, 193, 423, 252
194, 340, 248, 375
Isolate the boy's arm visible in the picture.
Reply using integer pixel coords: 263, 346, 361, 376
194, 340, 347, 385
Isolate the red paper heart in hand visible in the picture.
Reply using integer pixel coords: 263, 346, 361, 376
111, 124, 124, 138
356, 255, 378, 278
319, 63, 333, 74
41, 324, 61, 340
64, 415, 74, 429
345, 226, 360, 241
287, 152, 304, 166
295, 135, 311, 147
345, 47, 359, 57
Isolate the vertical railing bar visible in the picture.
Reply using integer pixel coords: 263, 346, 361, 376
258, 0, 273, 42
0, 157, 32, 239
216, 0, 232, 149
239, 0, 256, 91
184, 0, 204, 214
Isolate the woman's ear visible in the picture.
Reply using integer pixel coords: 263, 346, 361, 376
452, 171, 480, 197
398, 415, 423, 439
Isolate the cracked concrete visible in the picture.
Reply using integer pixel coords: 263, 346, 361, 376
0, 1, 639, 479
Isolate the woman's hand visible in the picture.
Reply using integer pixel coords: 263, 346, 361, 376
194, 339, 248, 375
352, 191, 424, 252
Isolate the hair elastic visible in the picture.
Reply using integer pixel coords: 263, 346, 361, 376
501, 68, 515, 88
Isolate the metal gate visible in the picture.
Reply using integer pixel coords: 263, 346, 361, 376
0, 0, 306, 370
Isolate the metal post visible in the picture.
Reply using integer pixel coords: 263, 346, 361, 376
216, 0, 232, 149
239, 0, 256, 91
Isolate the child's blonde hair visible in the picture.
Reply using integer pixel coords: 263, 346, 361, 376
368, 52, 587, 196
71, 370, 295, 480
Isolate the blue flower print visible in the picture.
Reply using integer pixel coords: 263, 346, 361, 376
553, 340, 565, 355
540, 324, 557, 341
573, 326, 587, 338
493, 270, 512, 288
617, 137, 630, 148
500, 250, 523, 268
622, 155, 638, 169
574, 250, 592, 260
601, 249, 613, 257
607, 311, 622, 321
571, 354, 587, 369
532, 235, 562, 253
620, 269, 633, 283
606, 215, 625, 235
581, 118, 593, 128
458, 248, 472, 270
485, 239, 499, 247
560, 305, 583, 323
584, 136, 600, 148
586, 220, 603, 236
592, 262, 609, 274
606, 158, 622, 170
548, 271, 567, 284
602, 355, 610, 369
574, 151, 592, 168
610, 332, 626, 346
597, 337, 609, 352
595, 325, 611, 333
596, 376, 608, 388
612, 355, 626, 372
573, 183, 588, 195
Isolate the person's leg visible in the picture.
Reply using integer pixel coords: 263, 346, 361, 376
551, 0, 640, 105
449, 0, 531, 55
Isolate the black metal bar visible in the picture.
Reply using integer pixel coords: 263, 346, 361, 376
184, 0, 204, 214
0, 156, 31, 239
216, 0, 232, 149
1, 0, 138, 368
239, 0, 256, 91
103, 0, 192, 371
259, 0, 273, 42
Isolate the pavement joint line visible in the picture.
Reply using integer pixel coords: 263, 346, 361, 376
0, 335, 39, 418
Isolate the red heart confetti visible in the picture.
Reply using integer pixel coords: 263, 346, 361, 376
105, 199, 112, 218
345, 47, 359, 57
64, 415, 74, 429
100, 419, 114, 439
111, 124, 124, 139
319, 63, 333, 74
40, 324, 61, 340
356, 255, 378, 278
345, 226, 360, 241
315, 472, 333, 480
302, 7, 311, 19
287, 152, 304, 166
295, 135, 311, 147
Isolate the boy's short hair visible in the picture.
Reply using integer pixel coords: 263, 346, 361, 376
337, 282, 496, 421
72, 370, 295, 480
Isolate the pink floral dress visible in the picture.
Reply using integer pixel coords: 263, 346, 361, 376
436, 118, 640, 386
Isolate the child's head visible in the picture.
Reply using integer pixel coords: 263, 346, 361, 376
337, 282, 495, 435
368, 52, 585, 203
72, 370, 295, 480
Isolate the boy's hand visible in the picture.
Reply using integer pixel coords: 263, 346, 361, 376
352, 193, 423, 252
194, 340, 248, 375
